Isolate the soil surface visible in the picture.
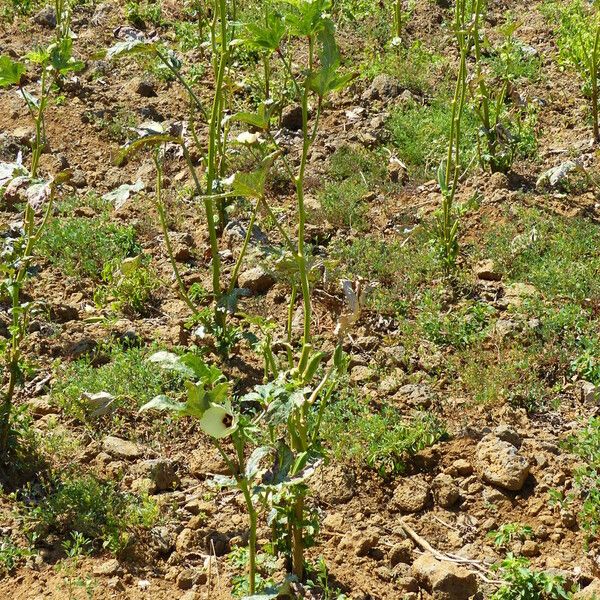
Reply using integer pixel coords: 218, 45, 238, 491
1, 0, 600, 599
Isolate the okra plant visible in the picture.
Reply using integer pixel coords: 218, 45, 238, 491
470, 7, 538, 172
0, 172, 70, 458
434, 0, 472, 274
0, 39, 83, 177
555, 0, 600, 142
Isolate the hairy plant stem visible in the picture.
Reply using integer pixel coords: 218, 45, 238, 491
394, 0, 403, 38
152, 154, 197, 313
214, 440, 257, 594
1, 192, 55, 457
227, 198, 261, 294
438, 0, 469, 275
592, 26, 600, 142
181, 145, 223, 326
28, 67, 48, 178
155, 48, 207, 120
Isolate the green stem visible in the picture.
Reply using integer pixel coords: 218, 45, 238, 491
295, 86, 313, 349
227, 198, 260, 294
31, 68, 48, 178
592, 26, 600, 142
1, 187, 56, 457
156, 49, 207, 121
153, 154, 197, 313
181, 145, 222, 319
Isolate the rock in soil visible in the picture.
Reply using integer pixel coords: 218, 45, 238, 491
363, 74, 402, 101
575, 579, 600, 599
237, 265, 275, 294
475, 433, 530, 491
102, 435, 144, 460
412, 552, 478, 600
132, 459, 180, 492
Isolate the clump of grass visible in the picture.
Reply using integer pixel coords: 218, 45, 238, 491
318, 145, 389, 229
52, 343, 184, 421
38, 215, 139, 280
321, 387, 447, 477
328, 228, 438, 314
567, 419, 600, 544
480, 206, 600, 302
456, 346, 548, 410
24, 475, 158, 553
419, 298, 495, 349
387, 96, 478, 179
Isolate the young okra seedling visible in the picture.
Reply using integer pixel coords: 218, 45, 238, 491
434, 0, 472, 274
470, 12, 539, 172
0, 38, 83, 177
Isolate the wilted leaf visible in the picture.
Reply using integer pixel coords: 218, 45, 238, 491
81, 391, 116, 417
115, 134, 181, 166
106, 39, 156, 60
102, 179, 144, 209
147, 351, 197, 378
140, 394, 187, 414
0, 160, 26, 188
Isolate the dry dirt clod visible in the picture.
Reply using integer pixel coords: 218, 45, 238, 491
128, 77, 157, 98
388, 539, 413, 567
474, 259, 502, 281
33, 6, 56, 28
412, 552, 478, 600
362, 74, 402, 101
393, 383, 434, 409
26, 397, 58, 416
92, 559, 120, 577
431, 473, 460, 508
338, 528, 380, 558
281, 105, 303, 130
132, 459, 180, 492
476, 433, 530, 491
392, 476, 431, 513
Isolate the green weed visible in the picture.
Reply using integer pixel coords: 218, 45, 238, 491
480, 207, 600, 302
25, 475, 159, 553
94, 256, 160, 316
328, 229, 439, 314
38, 215, 139, 280
318, 146, 389, 229
491, 554, 573, 599
52, 343, 185, 422
387, 96, 478, 179
321, 387, 447, 477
